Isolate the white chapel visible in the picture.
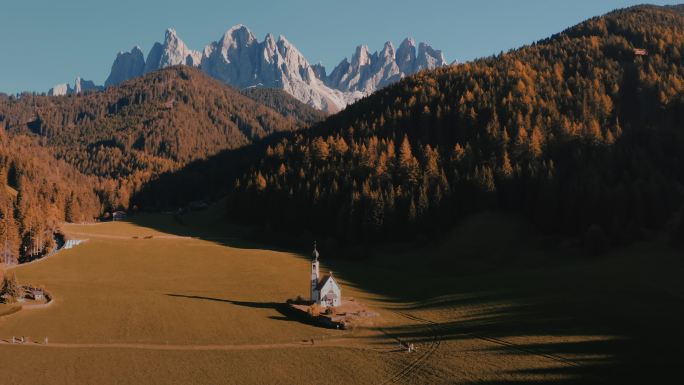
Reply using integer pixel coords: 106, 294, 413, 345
310, 241, 342, 308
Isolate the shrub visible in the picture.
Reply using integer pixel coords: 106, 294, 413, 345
0, 273, 20, 303
308, 304, 321, 317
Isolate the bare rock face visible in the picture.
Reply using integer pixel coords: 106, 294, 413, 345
200, 24, 260, 88
416, 42, 447, 71
49, 77, 102, 96
200, 26, 355, 112
48, 83, 72, 96
324, 42, 402, 94
396, 38, 418, 75
105, 46, 145, 87
73, 77, 102, 93
144, 28, 201, 74
323, 38, 447, 96
311, 63, 327, 80
276, 36, 360, 113
96, 25, 449, 112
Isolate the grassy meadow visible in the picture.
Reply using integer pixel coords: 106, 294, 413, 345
1, 210, 682, 384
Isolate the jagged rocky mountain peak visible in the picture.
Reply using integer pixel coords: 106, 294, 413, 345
220, 24, 257, 47
49, 77, 102, 96
95, 25, 449, 111
398, 37, 416, 50
381, 41, 395, 57
416, 42, 447, 71
105, 46, 146, 87
323, 37, 447, 95
352, 44, 372, 67
143, 28, 201, 74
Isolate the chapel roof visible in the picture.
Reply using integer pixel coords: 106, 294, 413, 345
317, 273, 337, 290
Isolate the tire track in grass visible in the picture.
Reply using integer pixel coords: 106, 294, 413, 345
406, 313, 592, 375
381, 311, 595, 385
379, 312, 443, 385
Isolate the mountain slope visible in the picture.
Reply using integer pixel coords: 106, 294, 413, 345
240, 87, 327, 126
1, 64, 321, 265
0, 131, 101, 264
0, 66, 309, 209
224, 5, 684, 245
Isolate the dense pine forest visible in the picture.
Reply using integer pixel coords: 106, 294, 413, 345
225, 5, 684, 247
0, 133, 100, 264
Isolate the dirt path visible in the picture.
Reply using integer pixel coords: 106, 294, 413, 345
64, 231, 193, 240
0, 337, 366, 352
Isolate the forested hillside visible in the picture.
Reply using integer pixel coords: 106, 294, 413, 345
241, 88, 327, 126
0, 132, 100, 264
0, 67, 310, 210
226, 5, 684, 246
0, 67, 318, 264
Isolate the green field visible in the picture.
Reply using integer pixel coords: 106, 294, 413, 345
1, 211, 682, 384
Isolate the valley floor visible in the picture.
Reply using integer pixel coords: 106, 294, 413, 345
1, 212, 682, 384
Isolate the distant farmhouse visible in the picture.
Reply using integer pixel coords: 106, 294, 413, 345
28, 288, 44, 301
310, 242, 341, 307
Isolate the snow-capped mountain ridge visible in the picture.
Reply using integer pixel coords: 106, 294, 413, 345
57, 25, 450, 112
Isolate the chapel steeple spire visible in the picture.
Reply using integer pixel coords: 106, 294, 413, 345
312, 240, 319, 261
310, 240, 321, 302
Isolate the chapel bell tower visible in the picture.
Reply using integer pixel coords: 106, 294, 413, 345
311, 241, 320, 302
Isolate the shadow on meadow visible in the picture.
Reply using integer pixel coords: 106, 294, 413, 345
366, 285, 684, 384
165, 293, 325, 327
132, 214, 684, 384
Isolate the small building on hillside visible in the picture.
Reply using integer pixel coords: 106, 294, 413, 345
310, 242, 342, 308
634, 48, 648, 56
30, 288, 44, 301
63, 239, 84, 249
112, 211, 127, 221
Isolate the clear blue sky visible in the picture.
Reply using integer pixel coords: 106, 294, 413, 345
0, 0, 678, 94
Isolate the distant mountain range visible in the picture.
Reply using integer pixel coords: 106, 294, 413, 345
47, 77, 102, 96
49, 25, 449, 112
